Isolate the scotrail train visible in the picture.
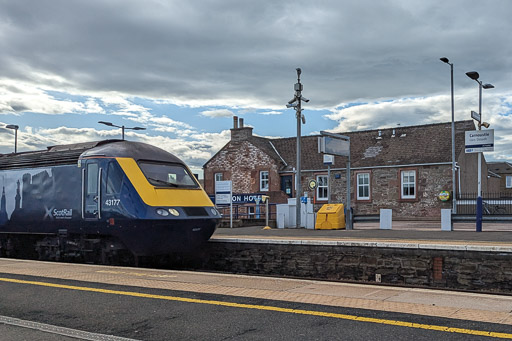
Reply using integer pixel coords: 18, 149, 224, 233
0, 140, 220, 263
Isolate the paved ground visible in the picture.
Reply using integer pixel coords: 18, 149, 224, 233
0, 259, 511, 332
213, 221, 512, 245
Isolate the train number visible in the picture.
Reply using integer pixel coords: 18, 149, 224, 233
105, 199, 121, 206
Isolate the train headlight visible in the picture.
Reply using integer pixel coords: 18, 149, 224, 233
168, 208, 180, 217
156, 208, 169, 217
210, 208, 218, 216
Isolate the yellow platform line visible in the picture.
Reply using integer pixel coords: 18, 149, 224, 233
1, 277, 510, 339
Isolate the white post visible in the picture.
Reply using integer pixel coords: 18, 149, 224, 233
266, 199, 269, 227
327, 164, 331, 204
230, 195, 233, 229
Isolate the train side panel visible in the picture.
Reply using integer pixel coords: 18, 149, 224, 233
0, 165, 82, 232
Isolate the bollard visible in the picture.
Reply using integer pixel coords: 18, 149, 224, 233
262, 195, 271, 230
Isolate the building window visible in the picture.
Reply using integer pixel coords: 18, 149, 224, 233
357, 173, 370, 200
260, 171, 269, 191
214, 173, 223, 182
507, 175, 512, 188
401, 170, 416, 199
316, 175, 328, 201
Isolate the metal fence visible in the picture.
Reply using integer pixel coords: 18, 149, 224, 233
217, 204, 277, 220
456, 193, 512, 215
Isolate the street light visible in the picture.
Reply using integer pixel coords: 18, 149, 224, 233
440, 57, 457, 217
465, 71, 494, 232
98, 121, 146, 140
5, 124, 19, 153
286, 68, 309, 228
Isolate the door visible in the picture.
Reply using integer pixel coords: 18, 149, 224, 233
83, 161, 102, 220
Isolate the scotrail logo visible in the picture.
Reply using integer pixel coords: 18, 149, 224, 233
44, 207, 73, 220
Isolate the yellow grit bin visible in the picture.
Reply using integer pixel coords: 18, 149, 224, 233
315, 204, 346, 230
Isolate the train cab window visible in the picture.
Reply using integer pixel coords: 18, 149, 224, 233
106, 161, 123, 194
139, 161, 199, 188
87, 163, 98, 194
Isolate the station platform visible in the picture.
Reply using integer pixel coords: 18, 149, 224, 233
0, 258, 511, 326
212, 221, 512, 252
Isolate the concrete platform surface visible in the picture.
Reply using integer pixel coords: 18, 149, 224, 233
0, 259, 511, 325
212, 221, 512, 252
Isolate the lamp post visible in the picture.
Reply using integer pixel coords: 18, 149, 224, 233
440, 57, 457, 217
98, 121, 146, 140
5, 124, 19, 153
465, 71, 494, 232
286, 68, 309, 228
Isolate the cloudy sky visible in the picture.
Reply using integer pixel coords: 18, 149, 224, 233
1, 0, 511, 175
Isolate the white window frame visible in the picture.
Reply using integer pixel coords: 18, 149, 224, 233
260, 171, 269, 191
506, 175, 512, 188
214, 173, 223, 192
316, 175, 328, 201
214, 173, 223, 182
357, 173, 370, 200
401, 170, 416, 199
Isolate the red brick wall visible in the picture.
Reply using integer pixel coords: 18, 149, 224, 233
204, 140, 281, 197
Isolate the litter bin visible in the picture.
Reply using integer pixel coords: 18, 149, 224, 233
315, 204, 346, 230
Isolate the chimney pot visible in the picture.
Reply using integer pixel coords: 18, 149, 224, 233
233, 116, 238, 129
239, 118, 244, 128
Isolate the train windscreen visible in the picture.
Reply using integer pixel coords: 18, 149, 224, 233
138, 161, 199, 188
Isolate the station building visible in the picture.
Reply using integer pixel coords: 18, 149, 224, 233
203, 117, 499, 220
487, 161, 512, 196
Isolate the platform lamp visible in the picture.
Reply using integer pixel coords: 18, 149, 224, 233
98, 121, 146, 140
5, 124, 19, 153
440, 57, 457, 216
286, 68, 309, 229
465, 71, 494, 232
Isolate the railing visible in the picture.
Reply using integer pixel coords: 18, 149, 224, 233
456, 193, 512, 215
216, 204, 277, 220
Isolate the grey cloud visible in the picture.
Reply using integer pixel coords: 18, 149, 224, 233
200, 109, 234, 118
1, 0, 511, 109
9, 103, 30, 112
1, 0, 512, 165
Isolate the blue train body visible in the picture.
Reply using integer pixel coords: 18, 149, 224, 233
0, 140, 220, 260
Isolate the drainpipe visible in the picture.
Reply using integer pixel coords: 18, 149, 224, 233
456, 163, 462, 198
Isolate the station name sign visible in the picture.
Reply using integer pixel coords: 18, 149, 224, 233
210, 193, 267, 205
465, 129, 494, 153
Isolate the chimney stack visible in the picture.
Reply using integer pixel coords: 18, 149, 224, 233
230, 117, 253, 142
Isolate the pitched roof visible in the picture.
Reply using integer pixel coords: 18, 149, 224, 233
204, 120, 477, 172
248, 136, 287, 166
270, 120, 475, 171
487, 161, 512, 174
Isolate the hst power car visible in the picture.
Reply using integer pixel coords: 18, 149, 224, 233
0, 140, 220, 263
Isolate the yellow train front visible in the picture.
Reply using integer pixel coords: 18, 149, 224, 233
78, 140, 220, 256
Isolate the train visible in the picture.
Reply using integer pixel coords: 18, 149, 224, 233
0, 140, 220, 263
